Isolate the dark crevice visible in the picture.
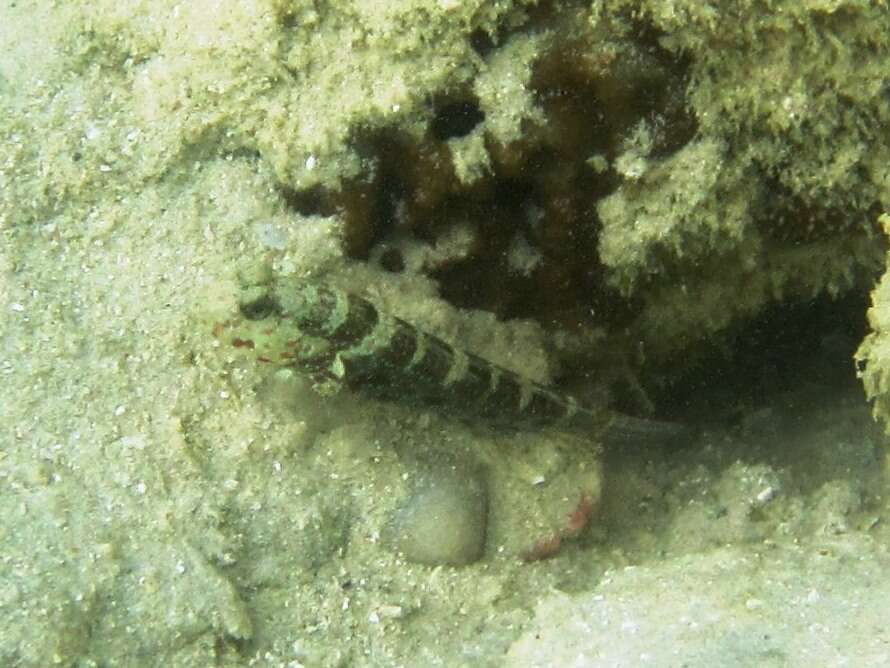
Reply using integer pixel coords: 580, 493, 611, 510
469, 28, 496, 57
278, 184, 337, 217
646, 290, 871, 425
429, 98, 485, 140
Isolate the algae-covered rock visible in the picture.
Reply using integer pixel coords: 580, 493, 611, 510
7, 0, 887, 377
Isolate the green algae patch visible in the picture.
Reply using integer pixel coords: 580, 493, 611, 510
597, 138, 752, 292
858, 214, 890, 432
593, 0, 890, 363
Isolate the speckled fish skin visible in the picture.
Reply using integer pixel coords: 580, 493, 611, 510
228, 278, 687, 447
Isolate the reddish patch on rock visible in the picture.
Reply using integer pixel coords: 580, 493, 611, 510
521, 493, 598, 562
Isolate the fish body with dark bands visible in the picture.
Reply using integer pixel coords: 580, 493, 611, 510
227, 278, 688, 447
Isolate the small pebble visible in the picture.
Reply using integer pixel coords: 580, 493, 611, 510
391, 465, 488, 567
